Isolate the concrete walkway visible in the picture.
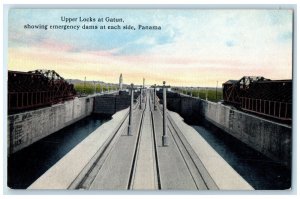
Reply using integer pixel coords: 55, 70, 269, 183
29, 90, 253, 190
152, 101, 198, 189
88, 106, 143, 190
131, 92, 157, 189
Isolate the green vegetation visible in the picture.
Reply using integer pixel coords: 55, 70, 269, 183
73, 83, 222, 102
74, 82, 118, 95
176, 88, 223, 102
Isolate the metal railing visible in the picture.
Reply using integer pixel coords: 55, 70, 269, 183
8, 91, 53, 111
240, 97, 292, 120
8, 91, 75, 112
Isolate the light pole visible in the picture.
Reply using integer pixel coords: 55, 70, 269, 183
216, 81, 218, 101
152, 81, 170, 146
139, 87, 142, 110
128, 83, 134, 136
162, 81, 168, 146
153, 84, 157, 110
83, 76, 86, 95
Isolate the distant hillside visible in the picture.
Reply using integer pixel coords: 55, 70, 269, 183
66, 79, 115, 85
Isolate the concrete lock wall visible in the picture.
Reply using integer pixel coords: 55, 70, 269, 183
93, 94, 138, 115
7, 97, 94, 155
166, 94, 291, 166
93, 95, 117, 115
201, 100, 291, 166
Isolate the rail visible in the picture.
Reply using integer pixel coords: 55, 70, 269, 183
8, 91, 75, 112
240, 97, 292, 121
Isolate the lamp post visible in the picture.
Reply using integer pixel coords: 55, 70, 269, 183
128, 83, 135, 136
216, 81, 218, 101
83, 76, 86, 95
162, 81, 169, 146
153, 84, 157, 110
139, 87, 143, 110
154, 81, 170, 146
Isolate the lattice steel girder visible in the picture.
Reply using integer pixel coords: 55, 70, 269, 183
8, 70, 77, 113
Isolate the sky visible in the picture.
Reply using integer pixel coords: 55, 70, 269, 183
8, 9, 293, 87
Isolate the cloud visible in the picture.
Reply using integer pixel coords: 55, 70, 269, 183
277, 31, 293, 42
225, 40, 237, 47
265, 10, 293, 25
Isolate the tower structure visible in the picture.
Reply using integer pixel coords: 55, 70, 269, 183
119, 73, 123, 90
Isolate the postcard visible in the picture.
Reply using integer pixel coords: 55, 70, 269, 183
6, 8, 293, 191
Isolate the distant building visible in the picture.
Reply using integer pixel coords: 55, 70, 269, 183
119, 73, 123, 90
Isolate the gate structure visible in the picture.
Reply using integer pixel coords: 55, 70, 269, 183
8, 70, 76, 114
223, 76, 292, 121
